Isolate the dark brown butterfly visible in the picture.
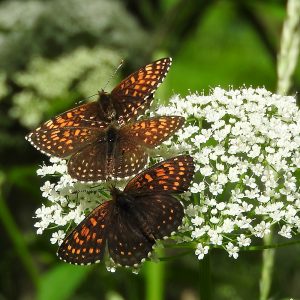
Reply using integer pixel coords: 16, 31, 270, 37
26, 58, 181, 181
57, 155, 195, 267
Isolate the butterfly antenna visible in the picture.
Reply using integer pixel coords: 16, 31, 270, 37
75, 93, 98, 105
102, 60, 124, 91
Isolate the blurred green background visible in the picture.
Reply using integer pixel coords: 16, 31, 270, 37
0, 0, 299, 299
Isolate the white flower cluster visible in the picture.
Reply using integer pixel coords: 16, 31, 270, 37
155, 87, 300, 259
35, 87, 300, 263
34, 157, 110, 244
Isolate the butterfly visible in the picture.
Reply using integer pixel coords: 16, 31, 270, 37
57, 155, 195, 267
26, 57, 172, 150
26, 58, 178, 181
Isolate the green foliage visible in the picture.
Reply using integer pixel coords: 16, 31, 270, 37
37, 264, 91, 300
0, 0, 147, 73
10, 47, 122, 128
166, 1, 278, 97
0, 73, 8, 99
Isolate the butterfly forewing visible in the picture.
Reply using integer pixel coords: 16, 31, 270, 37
124, 155, 195, 194
26, 102, 108, 157
122, 116, 185, 147
111, 58, 172, 124
57, 201, 113, 265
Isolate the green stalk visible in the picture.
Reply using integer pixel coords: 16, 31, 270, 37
144, 250, 165, 300
260, 1, 300, 299
199, 251, 212, 300
0, 173, 39, 288
276, 0, 300, 95
259, 233, 275, 300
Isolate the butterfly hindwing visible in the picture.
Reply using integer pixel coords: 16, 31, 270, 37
111, 58, 172, 124
67, 137, 109, 181
108, 207, 154, 266
110, 137, 148, 179
57, 201, 113, 265
67, 127, 148, 181
133, 194, 184, 239
26, 102, 108, 157
124, 155, 195, 194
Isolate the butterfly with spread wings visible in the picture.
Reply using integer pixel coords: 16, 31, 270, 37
57, 155, 195, 267
26, 58, 184, 181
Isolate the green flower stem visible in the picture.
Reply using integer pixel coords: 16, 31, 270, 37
259, 233, 275, 300
144, 250, 165, 300
277, 0, 300, 95
158, 250, 192, 261
259, 1, 300, 299
162, 237, 300, 251
246, 238, 300, 251
199, 251, 212, 300
0, 173, 39, 289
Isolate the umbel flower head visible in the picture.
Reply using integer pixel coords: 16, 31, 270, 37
35, 87, 300, 267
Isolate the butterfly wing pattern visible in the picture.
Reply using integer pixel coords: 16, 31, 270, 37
67, 116, 185, 182
57, 201, 113, 265
111, 57, 172, 124
57, 155, 195, 267
26, 58, 172, 158
121, 116, 185, 147
25, 102, 108, 157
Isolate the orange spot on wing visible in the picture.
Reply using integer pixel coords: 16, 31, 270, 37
90, 218, 97, 226
145, 174, 153, 182
75, 129, 81, 136
81, 227, 89, 237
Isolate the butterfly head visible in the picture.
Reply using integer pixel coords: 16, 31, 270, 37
109, 185, 122, 199
109, 186, 135, 211
97, 90, 116, 121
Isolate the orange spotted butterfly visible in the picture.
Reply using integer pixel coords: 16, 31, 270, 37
57, 155, 195, 267
26, 58, 183, 181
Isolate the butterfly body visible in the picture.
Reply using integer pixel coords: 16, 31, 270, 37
57, 155, 195, 267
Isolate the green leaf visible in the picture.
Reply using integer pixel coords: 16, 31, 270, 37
37, 264, 91, 300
